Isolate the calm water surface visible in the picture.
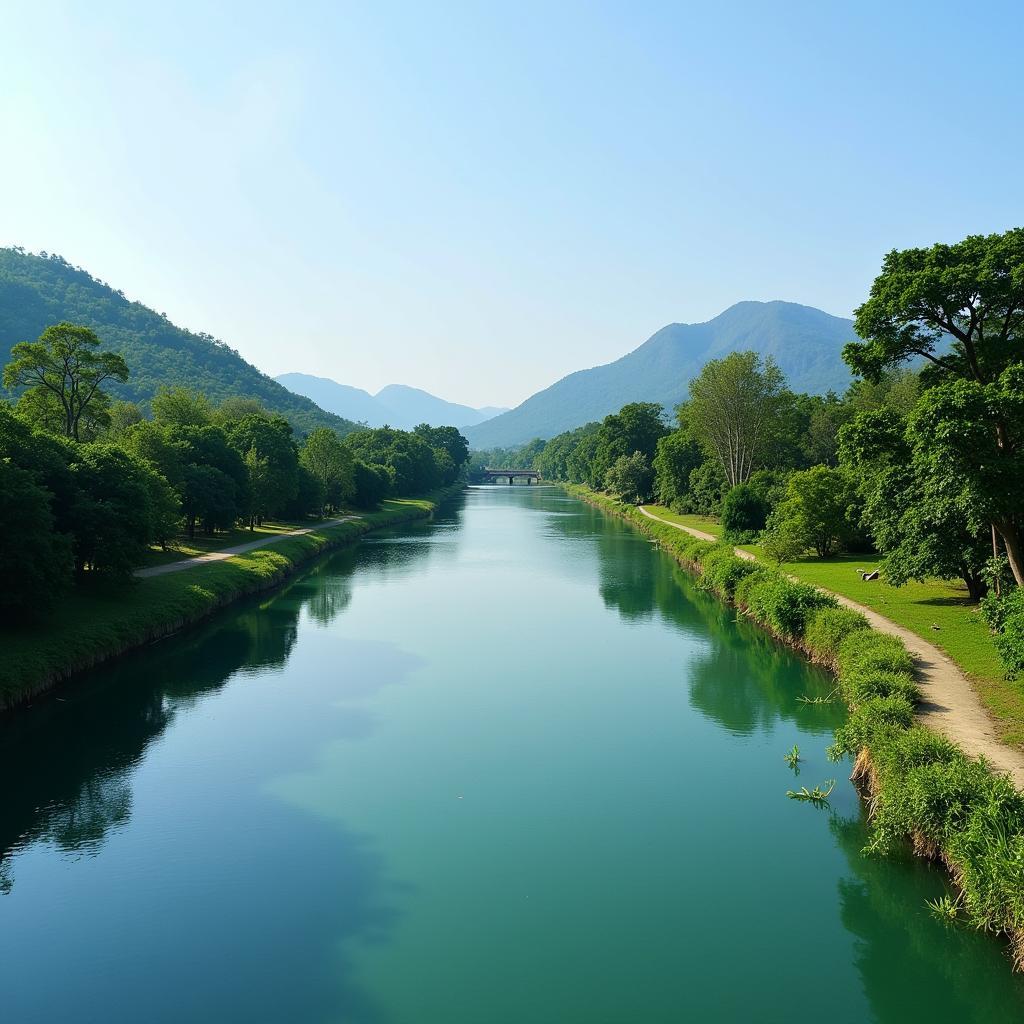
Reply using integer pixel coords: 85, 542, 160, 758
2, 487, 1023, 1023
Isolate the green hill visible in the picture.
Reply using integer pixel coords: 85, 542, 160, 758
464, 301, 860, 448
0, 248, 357, 436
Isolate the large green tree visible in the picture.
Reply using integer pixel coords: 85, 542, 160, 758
686, 351, 788, 487
844, 228, 1024, 583
839, 407, 990, 599
2, 322, 129, 440
300, 428, 355, 512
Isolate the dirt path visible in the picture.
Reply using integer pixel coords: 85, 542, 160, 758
135, 517, 361, 579
637, 506, 1024, 788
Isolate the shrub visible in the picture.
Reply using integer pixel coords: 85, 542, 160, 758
743, 575, 837, 639
720, 484, 769, 542
981, 587, 1024, 678
804, 606, 870, 661
701, 546, 762, 599
830, 694, 916, 758
842, 668, 920, 705
733, 565, 776, 608
837, 630, 915, 679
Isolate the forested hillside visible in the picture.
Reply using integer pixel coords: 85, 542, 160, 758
465, 301, 860, 448
0, 248, 356, 436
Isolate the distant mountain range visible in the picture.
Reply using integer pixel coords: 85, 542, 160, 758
464, 301, 860, 449
275, 373, 508, 430
0, 248, 358, 436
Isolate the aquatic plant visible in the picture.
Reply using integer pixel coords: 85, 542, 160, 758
783, 745, 801, 770
787, 780, 836, 807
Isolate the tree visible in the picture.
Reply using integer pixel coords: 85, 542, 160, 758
845, 228, 1024, 583
2, 322, 129, 440
536, 424, 599, 481
343, 427, 440, 495
686, 459, 728, 516
351, 460, 391, 508
652, 428, 703, 508
213, 396, 267, 425
839, 408, 990, 600
152, 386, 213, 427
907, 368, 1024, 589
413, 424, 470, 473
226, 415, 299, 520
687, 352, 788, 486
300, 428, 354, 512
720, 484, 770, 542
0, 460, 73, 616
106, 400, 144, 438
603, 452, 653, 502
591, 403, 667, 486
764, 466, 857, 559
67, 444, 162, 576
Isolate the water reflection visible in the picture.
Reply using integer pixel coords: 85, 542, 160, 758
544, 499, 840, 734
831, 814, 1024, 1018
0, 514, 442, 893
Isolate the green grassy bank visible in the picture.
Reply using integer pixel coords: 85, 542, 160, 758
568, 484, 1024, 969
0, 492, 460, 712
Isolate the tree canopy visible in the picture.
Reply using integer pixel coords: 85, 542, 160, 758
2, 322, 129, 440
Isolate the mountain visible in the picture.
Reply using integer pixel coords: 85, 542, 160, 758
0, 248, 358, 436
275, 373, 507, 430
464, 301, 859, 449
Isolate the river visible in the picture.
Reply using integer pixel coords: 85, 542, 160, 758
1, 486, 1022, 1022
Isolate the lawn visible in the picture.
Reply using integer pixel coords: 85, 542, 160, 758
138, 519, 319, 568
643, 503, 1024, 748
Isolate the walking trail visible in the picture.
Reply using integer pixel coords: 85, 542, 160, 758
638, 505, 1024, 789
135, 517, 361, 579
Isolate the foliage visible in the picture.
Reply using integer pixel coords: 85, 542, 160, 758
845, 228, 1024, 586
300, 427, 355, 512
651, 427, 704, 508
839, 407, 990, 599
0, 459, 72, 617
803, 606, 869, 662
686, 351, 789, 486
603, 451, 653, 502
720, 483, 769, 542
981, 588, 1024, 678
351, 460, 392, 508
763, 465, 858, 558
589, 402, 667, 488
152, 386, 213, 427
2, 322, 129, 440
741, 572, 837, 639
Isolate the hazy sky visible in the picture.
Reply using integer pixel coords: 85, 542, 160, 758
2, 2, 1021, 408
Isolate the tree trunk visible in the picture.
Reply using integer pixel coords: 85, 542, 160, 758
996, 519, 1024, 587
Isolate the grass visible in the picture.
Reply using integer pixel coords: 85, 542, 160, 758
138, 519, 309, 568
643, 504, 1024, 749
0, 495, 444, 710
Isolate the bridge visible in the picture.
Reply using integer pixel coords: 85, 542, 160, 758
481, 467, 542, 485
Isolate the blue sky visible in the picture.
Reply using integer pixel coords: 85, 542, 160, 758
2, 1, 1021, 407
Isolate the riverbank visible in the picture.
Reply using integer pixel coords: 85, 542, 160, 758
634, 506, 1024, 786
567, 484, 1024, 969
0, 489, 462, 712
641, 503, 1024, 749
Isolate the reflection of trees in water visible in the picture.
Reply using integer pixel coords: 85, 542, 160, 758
545, 499, 841, 734
830, 814, 1024, 1020
0, 513, 443, 894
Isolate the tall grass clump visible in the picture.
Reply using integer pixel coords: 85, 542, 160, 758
804, 606, 869, 663
700, 544, 762, 599
742, 574, 838, 641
